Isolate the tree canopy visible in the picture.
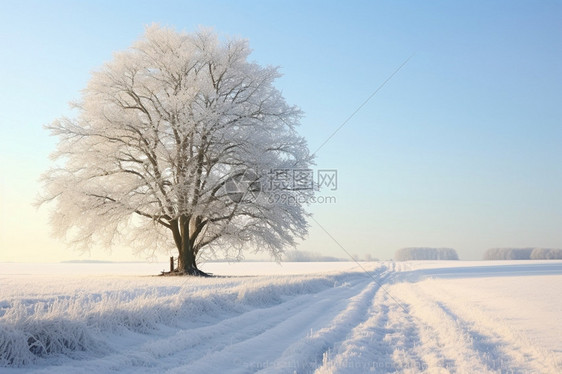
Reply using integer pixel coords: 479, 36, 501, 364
40, 25, 313, 274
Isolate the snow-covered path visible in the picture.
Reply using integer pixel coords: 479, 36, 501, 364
1, 261, 561, 373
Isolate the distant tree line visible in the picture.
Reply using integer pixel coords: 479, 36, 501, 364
394, 247, 459, 261
283, 250, 344, 262
282, 251, 378, 262
483, 248, 562, 260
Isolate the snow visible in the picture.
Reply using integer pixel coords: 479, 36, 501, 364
1, 261, 561, 373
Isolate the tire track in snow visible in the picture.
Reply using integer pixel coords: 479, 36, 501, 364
315, 263, 561, 374
254, 281, 382, 373
390, 281, 561, 373
410, 281, 562, 373
252, 266, 393, 374
434, 300, 517, 373
165, 275, 377, 373
314, 288, 426, 373
7, 273, 362, 373
389, 282, 511, 373
18, 272, 375, 374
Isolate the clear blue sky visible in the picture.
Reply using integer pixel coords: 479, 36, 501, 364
0, 0, 560, 262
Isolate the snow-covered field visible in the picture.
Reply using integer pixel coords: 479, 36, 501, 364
1, 261, 561, 373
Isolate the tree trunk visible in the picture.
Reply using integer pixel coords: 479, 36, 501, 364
173, 216, 209, 276
178, 238, 197, 274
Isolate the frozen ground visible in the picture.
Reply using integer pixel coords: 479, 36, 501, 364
1, 260, 561, 373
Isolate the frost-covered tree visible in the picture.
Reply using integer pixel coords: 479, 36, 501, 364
394, 247, 459, 261
483, 247, 562, 260
530, 248, 562, 260
39, 26, 312, 275
482, 248, 533, 260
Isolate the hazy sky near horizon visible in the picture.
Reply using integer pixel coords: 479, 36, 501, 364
0, 0, 560, 262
